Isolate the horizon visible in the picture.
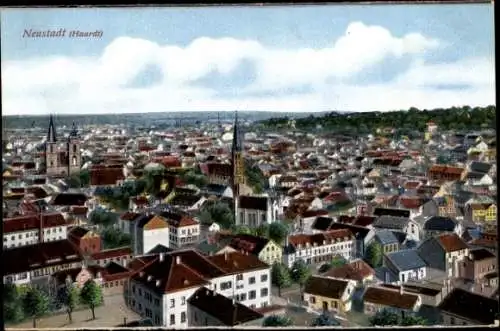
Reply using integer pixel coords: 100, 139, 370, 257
1, 4, 495, 116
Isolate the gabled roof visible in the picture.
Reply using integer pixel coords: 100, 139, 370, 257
373, 215, 410, 230
238, 196, 268, 211
424, 216, 458, 231
323, 259, 375, 282
188, 287, 263, 326
436, 233, 468, 252
304, 276, 350, 299
438, 288, 498, 324
363, 286, 420, 310
52, 193, 88, 206
375, 229, 399, 245
385, 249, 427, 271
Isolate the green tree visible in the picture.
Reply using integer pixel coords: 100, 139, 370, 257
262, 314, 293, 327
101, 227, 131, 249
80, 280, 103, 320
401, 315, 428, 326
60, 284, 79, 323
234, 225, 251, 235
254, 224, 269, 237
4, 284, 25, 324
89, 209, 117, 228
290, 259, 311, 294
22, 286, 50, 328
79, 170, 90, 187
311, 313, 341, 326
271, 263, 291, 297
330, 255, 347, 268
203, 202, 235, 229
268, 222, 289, 245
369, 309, 400, 326
365, 242, 383, 268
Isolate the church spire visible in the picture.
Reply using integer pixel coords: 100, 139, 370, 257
232, 111, 243, 154
47, 114, 57, 142
69, 121, 78, 138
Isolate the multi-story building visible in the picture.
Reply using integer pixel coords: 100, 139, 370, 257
161, 211, 200, 249
134, 214, 170, 255
283, 229, 356, 268
68, 226, 101, 255
303, 276, 356, 314
3, 239, 84, 287
3, 212, 69, 249
127, 249, 271, 327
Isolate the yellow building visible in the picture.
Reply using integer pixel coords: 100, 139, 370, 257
468, 203, 497, 224
226, 234, 283, 266
303, 276, 356, 314
257, 240, 282, 266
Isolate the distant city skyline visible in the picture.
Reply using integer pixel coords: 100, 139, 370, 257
0, 4, 495, 116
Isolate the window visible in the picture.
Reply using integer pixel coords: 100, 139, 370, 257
221, 281, 232, 290
450, 317, 455, 325
18, 234, 22, 239
236, 274, 243, 281
261, 274, 268, 282
154, 298, 160, 307
170, 299, 175, 308
249, 277, 256, 285
154, 315, 160, 325
249, 290, 256, 299
181, 312, 186, 323
132, 285, 136, 293
181, 296, 186, 305
260, 288, 268, 297
170, 314, 175, 325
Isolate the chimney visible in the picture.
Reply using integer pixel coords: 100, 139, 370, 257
159, 253, 164, 262
147, 275, 153, 281
384, 271, 389, 284
400, 283, 403, 295
156, 280, 161, 287
224, 251, 228, 261
176, 256, 181, 265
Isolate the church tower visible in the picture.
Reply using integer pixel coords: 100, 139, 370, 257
232, 111, 245, 193
45, 114, 59, 176
232, 111, 246, 225
67, 122, 81, 175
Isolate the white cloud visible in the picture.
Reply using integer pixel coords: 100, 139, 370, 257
1, 21, 494, 115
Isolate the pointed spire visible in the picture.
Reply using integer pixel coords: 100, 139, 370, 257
69, 121, 78, 138
232, 111, 243, 153
47, 114, 57, 142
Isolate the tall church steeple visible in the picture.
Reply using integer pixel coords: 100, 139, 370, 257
47, 114, 57, 142
232, 111, 246, 225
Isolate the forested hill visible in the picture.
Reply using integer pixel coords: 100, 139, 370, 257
258, 106, 496, 135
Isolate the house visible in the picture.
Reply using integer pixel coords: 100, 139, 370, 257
362, 286, 422, 317
303, 276, 356, 314
127, 249, 271, 327
91, 247, 133, 267
458, 248, 497, 284
3, 239, 84, 287
283, 229, 356, 268
464, 201, 497, 226
188, 287, 264, 327
383, 250, 427, 284
226, 234, 282, 266
89, 164, 125, 187
322, 259, 375, 287
200, 162, 233, 186
372, 215, 421, 242
423, 216, 463, 239
117, 211, 141, 235
202, 184, 233, 198
160, 211, 200, 249
68, 226, 101, 255
133, 214, 170, 255
379, 283, 445, 307
169, 194, 206, 212
427, 165, 465, 182
328, 223, 375, 259
236, 195, 278, 227
371, 230, 400, 254
130, 196, 150, 212
3, 212, 69, 249
417, 233, 469, 278
438, 288, 498, 325
51, 262, 132, 297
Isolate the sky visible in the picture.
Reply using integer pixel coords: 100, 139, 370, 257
0, 4, 495, 115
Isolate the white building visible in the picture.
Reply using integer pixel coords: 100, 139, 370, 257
235, 195, 279, 227
3, 213, 69, 249
162, 212, 200, 249
134, 214, 170, 255
128, 249, 271, 327
283, 229, 356, 268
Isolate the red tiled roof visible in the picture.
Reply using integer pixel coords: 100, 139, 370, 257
3, 213, 68, 233
91, 247, 133, 261
437, 233, 468, 252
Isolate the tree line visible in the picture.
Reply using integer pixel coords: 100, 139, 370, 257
259, 105, 496, 134
4, 280, 103, 327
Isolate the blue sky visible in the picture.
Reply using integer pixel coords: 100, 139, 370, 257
1, 4, 495, 115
